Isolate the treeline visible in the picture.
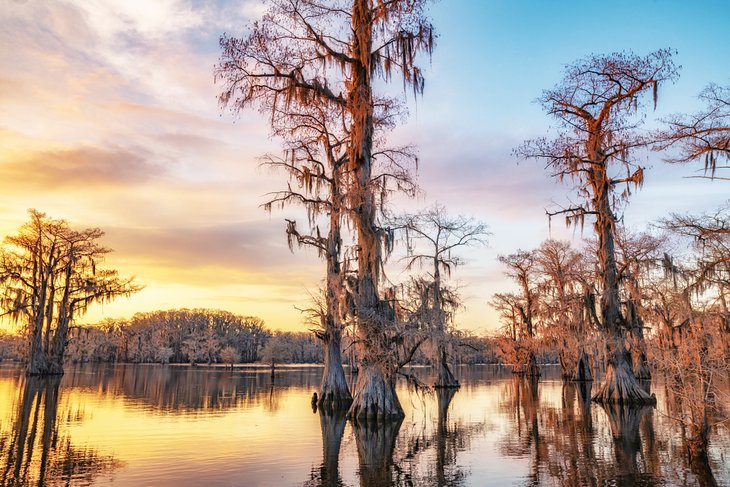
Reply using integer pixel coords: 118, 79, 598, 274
0, 308, 508, 367
0, 309, 319, 365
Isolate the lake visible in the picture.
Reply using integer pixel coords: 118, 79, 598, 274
0, 363, 727, 486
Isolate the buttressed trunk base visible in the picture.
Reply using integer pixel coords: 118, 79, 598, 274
347, 364, 404, 420
592, 339, 655, 405
434, 344, 459, 388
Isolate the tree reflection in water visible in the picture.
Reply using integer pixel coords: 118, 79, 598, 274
354, 418, 404, 487
304, 410, 347, 487
0, 365, 726, 486
0, 376, 119, 486
494, 375, 725, 487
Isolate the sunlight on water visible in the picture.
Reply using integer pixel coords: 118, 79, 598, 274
0, 364, 727, 486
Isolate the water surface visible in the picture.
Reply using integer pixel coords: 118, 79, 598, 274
0, 364, 727, 486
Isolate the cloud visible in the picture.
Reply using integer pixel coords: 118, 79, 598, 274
0, 145, 163, 190
102, 219, 322, 285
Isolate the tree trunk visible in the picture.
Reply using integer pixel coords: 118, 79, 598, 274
526, 352, 540, 378
26, 329, 48, 376
686, 403, 710, 464
318, 329, 352, 410
434, 342, 459, 388
317, 199, 352, 411
592, 338, 655, 405
633, 350, 652, 380
589, 148, 649, 403
572, 350, 593, 382
348, 364, 403, 420
346, 0, 403, 419
27, 271, 49, 376
558, 349, 573, 379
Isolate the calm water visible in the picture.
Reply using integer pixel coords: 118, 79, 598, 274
0, 363, 727, 486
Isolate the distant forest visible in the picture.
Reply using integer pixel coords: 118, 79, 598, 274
0, 308, 502, 366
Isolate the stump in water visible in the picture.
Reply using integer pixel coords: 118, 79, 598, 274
592, 346, 655, 405
572, 351, 593, 382
311, 392, 318, 413
347, 364, 404, 420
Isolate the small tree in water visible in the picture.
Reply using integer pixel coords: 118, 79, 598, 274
261, 102, 353, 410
260, 333, 293, 376
397, 205, 488, 387
516, 49, 678, 404
494, 250, 541, 378
0, 210, 140, 376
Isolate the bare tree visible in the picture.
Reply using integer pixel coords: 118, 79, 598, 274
0, 210, 140, 375
659, 82, 730, 178
397, 205, 488, 387
515, 49, 678, 404
216, 0, 434, 419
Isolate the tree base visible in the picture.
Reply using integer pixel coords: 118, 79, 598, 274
633, 360, 652, 380
433, 363, 460, 388
347, 365, 404, 420
318, 333, 352, 411
318, 389, 353, 412
592, 351, 655, 405
571, 352, 593, 382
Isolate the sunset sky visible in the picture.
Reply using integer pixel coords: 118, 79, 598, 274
1, 0, 728, 334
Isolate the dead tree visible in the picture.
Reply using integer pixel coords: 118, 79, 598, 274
397, 205, 488, 387
495, 250, 541, 378
0, 210, 140, 376
216, 0, 433, 420
515, 49, 678, 404
659, 82, 730, 178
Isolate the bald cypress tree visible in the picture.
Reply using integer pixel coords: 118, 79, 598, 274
516, 50, 678, 404
216, 0, 434, 418
0, 210, 140, 376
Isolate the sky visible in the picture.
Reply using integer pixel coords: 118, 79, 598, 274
0, 0, 728, 335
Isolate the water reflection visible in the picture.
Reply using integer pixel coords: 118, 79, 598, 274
354, 418, 404, 486
304, 410, 347, 487
0, 376, 119, 486
0, 364, 727, 486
